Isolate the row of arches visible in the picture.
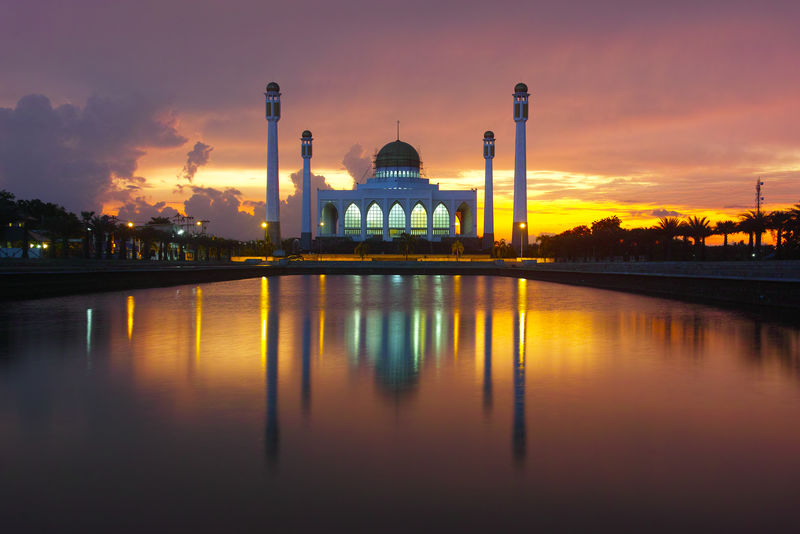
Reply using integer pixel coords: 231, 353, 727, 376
321, 200, 473, 238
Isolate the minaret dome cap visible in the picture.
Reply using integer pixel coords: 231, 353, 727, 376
514, 82, 528, 93
301, 130, 312, 138
484, 131, 495, 139
266, 81, 280, 92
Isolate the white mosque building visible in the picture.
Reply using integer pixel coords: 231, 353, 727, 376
316, 139, 478, 241
266, 81, 529, 250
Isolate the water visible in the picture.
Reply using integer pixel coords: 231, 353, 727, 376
1, 275, 800, 532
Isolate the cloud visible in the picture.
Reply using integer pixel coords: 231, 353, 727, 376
342, 144, 372, 184
183, 185, 262, 240
650, 208, 682, 217
0, 94, 186, 213
115, 196, 180, 223
180, 141, 213, 182
279, 170, 334, 238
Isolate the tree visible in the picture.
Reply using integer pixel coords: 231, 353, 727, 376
590, 216, 623, 259
714, 220, 738, 259
739, 210, 767, 258
81, 211, 94, 258
685, 216, 713, 260
398, 232, 417, 260
451, 240, 464, 261
354, 241, 368, 261
491, 239, 516, 259
768, 210, 791, 259
656, 216, 681, 260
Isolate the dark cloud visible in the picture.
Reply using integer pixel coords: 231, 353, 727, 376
116, 197, 180, 223
650, 208, 682, 217
180, 141, 213, 182
183, 185, 262, 240
279, 170, 334, 238
0, 94, 186, 213
342, 144, 372, 184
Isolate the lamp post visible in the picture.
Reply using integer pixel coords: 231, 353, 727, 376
127, 222, 134, 259
318, 221, 324, 260
261, 221, 268, 259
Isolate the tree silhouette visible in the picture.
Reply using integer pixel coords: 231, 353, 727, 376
451, 240, 464, 261
656, 217, 681, 260
354, 241, 368, 261
714, 220, 738, 259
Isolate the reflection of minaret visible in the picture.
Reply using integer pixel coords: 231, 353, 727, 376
511, 82, 530, 255
265, 277, 280, 467
301, 276, 311, 415
300, 130, 313, 251
264, 82, 282, 245
482, 131, 495, 249
483, 278, 494, 413
512, 279, 528, 464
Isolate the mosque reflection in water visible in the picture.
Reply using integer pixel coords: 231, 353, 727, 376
259, 275, 531, 466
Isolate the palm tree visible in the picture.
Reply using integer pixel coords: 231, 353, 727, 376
398, 232, 417, 260
656, 216, 681, 260
451, 240, 464, 261
739, 210, 768, 258
685, 216, 713, 260
768, 210, 791, 259
354, 241, 368, 261
714, 220, 738, 259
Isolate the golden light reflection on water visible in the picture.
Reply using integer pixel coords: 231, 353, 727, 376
126, 296, 134, 340
62, 275, 800, 472
194, 287, 202, 361
6, 274, 800, 531
260, 276, 267, 369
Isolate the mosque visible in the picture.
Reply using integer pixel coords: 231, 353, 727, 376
317, 139, 477, 241
264, 82, 531, 252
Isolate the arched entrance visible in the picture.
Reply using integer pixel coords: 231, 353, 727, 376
320, 203, 338, 235
455, 202, 473, 236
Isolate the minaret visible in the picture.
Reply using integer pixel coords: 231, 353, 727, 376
512, 82, 530, 255
300, 130, 313, 250
264, 82, 281, 246
482, 131, 495, 249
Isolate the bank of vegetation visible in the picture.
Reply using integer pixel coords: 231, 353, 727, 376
535, 209, 800, 262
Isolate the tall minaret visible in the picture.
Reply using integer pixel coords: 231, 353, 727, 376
265, 82, 281, 246
482, 130, 495, 249
512, 82, 530, 255
300, 130, 313, 250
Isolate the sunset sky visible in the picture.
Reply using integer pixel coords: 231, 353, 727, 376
1, 0, 798, 240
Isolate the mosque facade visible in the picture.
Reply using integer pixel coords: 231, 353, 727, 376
317, 140, 477, 241
265, 81, 530, 250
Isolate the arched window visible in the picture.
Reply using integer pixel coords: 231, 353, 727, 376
432, 203, 449, 236
388, 203, 405, 237
410, 203, 427, 236
366, 202, 383, 236
344, 203, 361, 236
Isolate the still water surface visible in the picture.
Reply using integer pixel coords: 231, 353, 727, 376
2, 275, 800, 532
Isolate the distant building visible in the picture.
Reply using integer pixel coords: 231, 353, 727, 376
317, 140, 477, 241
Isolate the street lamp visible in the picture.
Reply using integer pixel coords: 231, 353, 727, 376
318, 221, 325, 259
261, 222, 268, 259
